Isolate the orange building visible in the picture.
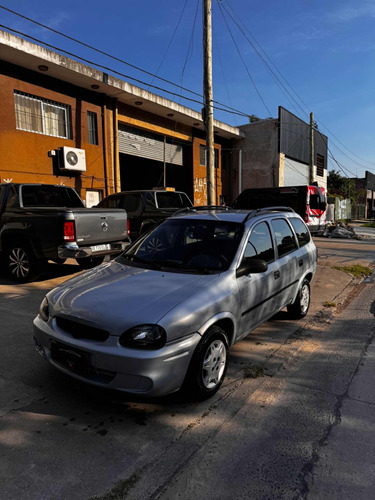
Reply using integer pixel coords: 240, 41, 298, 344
0, 30, 243, 206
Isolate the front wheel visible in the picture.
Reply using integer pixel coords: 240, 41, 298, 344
287, 279, 310, 319
76, 256, 104, 269
184, 326, 228, 400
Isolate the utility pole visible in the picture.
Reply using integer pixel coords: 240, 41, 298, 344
203, 0, 215, 205
309, 112, 315, 185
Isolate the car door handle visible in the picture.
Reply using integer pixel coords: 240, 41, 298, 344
274, 270, 280, 280
299, 259, 303, 267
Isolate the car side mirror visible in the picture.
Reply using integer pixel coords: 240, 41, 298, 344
236, 258, 268, 278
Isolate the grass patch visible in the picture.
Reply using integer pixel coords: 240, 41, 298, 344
361, 222, 375, 228
243, 365, 265, 379
332, 264, 372, 278
323, 301, 336, 308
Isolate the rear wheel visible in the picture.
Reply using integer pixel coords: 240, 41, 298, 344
76, 256, 104, 269
5, 241, 43, 282
287, 279, 310, 319
184, 326, 228, 400
51, 258, 66, 265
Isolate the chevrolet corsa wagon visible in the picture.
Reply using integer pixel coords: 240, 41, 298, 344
33, 207, 317, 399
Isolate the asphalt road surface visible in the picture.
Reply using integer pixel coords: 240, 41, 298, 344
0, 234, 374, 499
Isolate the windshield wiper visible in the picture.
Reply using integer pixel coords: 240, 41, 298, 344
120, 254, 162, 270
155, 260, 215, 274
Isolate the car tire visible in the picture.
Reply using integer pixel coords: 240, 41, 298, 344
76, 256, 105, 269
184, 326, 228, 400
287, 278, 310, 319
51, 258, 67, 265
5, 240, 44, 283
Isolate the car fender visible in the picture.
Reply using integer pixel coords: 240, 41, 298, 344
197, 311, 237, 346
290, 269, 314, 304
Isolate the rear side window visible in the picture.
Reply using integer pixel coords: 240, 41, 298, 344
21, 186, 83, 207
289, 217, 310, 247
0, 186, 5, 207
245, 222, 274, 263
122, 194, 142, 212
99, 196, 122, 209
271, 218, 298, 257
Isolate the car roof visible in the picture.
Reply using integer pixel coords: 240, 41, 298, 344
170, 207, 299, 224
111, 190, 188, 195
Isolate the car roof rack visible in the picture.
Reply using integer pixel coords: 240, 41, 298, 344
243, 206, 295, 223
172, 205, 232, 217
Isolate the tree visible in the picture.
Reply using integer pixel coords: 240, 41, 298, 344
327, 170, 361, 203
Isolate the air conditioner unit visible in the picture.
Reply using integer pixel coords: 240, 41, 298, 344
60, 147, 86, 172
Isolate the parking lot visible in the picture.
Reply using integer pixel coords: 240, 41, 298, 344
0, 234, 374, 499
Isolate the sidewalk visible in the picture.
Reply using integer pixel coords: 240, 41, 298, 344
311, 229, 375, 316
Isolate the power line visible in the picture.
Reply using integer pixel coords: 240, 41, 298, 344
221, 1, 375, 170
0, 23, 250, 119
219, 0, 308, 120
178, 0, 200, 95
146, 0, 189, 91
0, 4, 250, 119
216, 0, 272, 116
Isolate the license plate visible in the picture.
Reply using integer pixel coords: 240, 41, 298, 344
51, 341, 90, 375
91, 243, 111, 252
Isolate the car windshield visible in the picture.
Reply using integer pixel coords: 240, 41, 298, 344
119, 218, 243, 273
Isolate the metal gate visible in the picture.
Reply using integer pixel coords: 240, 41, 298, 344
118, 125, 183, 166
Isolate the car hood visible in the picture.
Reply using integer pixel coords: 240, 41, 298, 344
49, 260, 219, 335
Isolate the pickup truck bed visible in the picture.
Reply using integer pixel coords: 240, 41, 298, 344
0, 183, 130, 282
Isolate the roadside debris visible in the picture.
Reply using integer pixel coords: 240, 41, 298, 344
324, 221, 363, 239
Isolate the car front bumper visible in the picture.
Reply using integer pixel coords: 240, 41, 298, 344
33, 315, 201, 397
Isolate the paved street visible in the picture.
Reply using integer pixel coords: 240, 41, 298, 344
0, 231, 374, 499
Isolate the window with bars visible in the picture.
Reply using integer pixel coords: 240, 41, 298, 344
87, 111, 98, 145
316, 154, 325, 177
14, 91, 71, 139
199, 145, 219, 168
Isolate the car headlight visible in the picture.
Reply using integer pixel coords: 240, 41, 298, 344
119, 324, 166, 350
39, 296, 49, 322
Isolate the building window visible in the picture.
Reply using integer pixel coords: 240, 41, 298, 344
14, 91, 71, 139
316, 154, 325, 177
199, 145, 219, 168
199, 145, 206, 166
87, 111, 98, 145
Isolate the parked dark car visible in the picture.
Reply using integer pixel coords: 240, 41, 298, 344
0, 183, 130, 282
96, 189, 193, 240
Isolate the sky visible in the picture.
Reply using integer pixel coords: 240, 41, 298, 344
1, 0, 374, 178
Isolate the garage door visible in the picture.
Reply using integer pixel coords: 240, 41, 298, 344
118, 125, 183, 166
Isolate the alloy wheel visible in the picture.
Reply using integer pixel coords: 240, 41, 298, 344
202, 339, 227, 389
300, 283, 310, 313
9, 247, 31, 280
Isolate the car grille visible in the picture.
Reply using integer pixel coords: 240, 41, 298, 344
56, 317, 109, 341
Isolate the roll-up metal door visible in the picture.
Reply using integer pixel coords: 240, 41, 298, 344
118, 125, 183, 166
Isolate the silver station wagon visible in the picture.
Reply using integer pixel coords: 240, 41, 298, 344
33, 207, 317, 399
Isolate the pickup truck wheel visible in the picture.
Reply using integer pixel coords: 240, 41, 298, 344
51, 258, 66, 265
184, 326, 228, 400
76, 256, 104, 269
5, 242, 42, 283
287, 279, 310, 319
